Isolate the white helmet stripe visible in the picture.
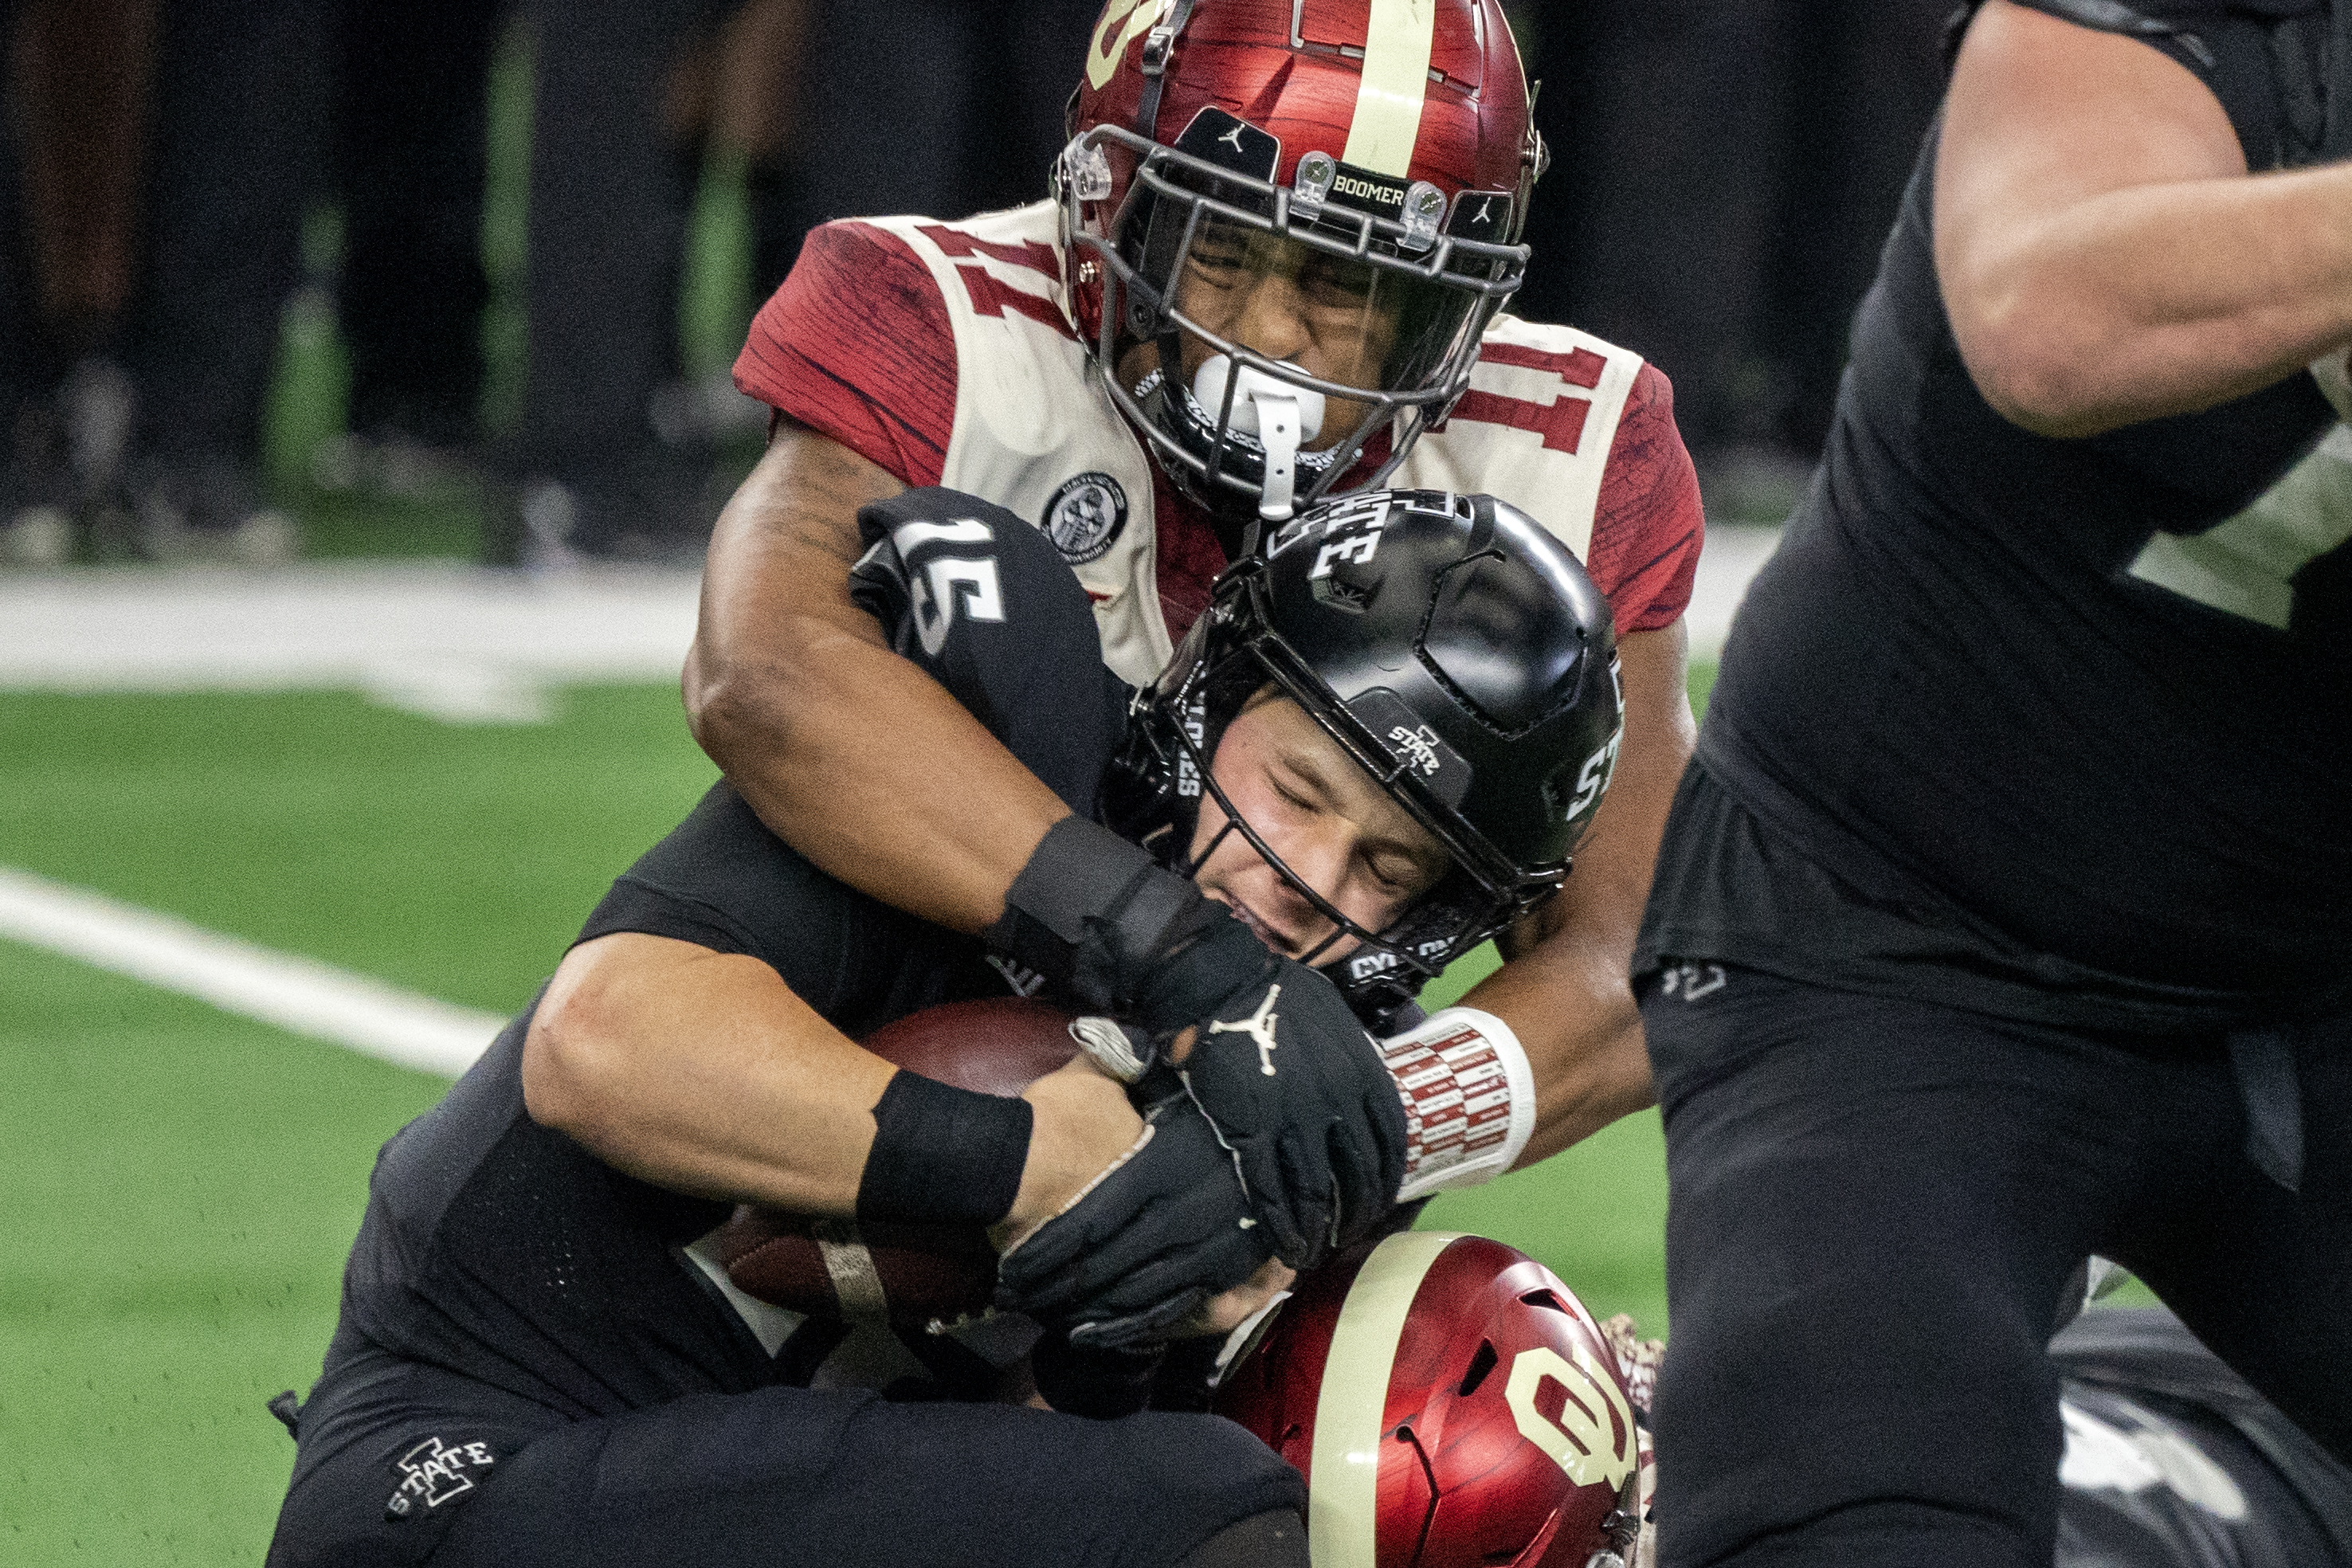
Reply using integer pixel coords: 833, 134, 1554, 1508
1307, 1229, 1460, 1568
1341, 0, 1441, 178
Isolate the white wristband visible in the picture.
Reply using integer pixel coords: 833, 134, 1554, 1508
1378, 1006, 1536, 1201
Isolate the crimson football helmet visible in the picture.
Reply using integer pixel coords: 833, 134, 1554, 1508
1217, 1231, 1645, 1568
1055, 1, 1545, 528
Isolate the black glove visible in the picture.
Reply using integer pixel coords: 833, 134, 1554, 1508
1028, 1331, 1164, 1419
990, 815, 1409, 1269
995, 1094, 1274, 1350
1164, 923, 1409, 1268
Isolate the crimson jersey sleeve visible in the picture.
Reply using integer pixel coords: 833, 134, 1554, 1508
732, 221, 958, 488
1585, 363, 1703, 637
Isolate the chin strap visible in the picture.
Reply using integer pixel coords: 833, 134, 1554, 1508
1132, 0, 1204, 141
1381, 1006, 1537, 1201
1191, 354, 1328, 527
1253, 391, 1303, 523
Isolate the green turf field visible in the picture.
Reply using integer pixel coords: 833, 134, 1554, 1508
0, 667, 1708, 1564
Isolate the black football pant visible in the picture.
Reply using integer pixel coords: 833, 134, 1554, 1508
133, 0, 320, 465
333, 0, 502, 445
269, 1340, 1304, 1568
1639, 964, 2352, 1568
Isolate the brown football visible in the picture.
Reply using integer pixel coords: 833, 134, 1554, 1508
712, 996, 1080, 1327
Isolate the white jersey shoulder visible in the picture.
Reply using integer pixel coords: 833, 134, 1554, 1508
864, 202, 1173, 686
1394, 315, 1648, 564
853, 214, 1648, 680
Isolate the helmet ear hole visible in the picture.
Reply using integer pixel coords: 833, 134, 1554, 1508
1458, 1339, 1500, 1397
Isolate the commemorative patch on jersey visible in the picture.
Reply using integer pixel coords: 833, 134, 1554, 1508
384, 1434, 496, 1521
1041, 472, 1129, 566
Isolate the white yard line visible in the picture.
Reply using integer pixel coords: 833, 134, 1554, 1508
0, 532, 1776, 716
0, 866, 498, 1076
0, 561, 703, 723
1687, 523, 1781, 662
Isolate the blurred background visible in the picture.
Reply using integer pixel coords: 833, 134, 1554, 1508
0, 0, 1954, 570
0, 2, 1953, 1562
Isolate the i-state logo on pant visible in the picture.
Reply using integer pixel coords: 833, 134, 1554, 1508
385, 1435, 496, 1521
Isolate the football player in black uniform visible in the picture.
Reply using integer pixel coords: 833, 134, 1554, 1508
2052, 1305, 2352, 1568
265, 487, 1625, 1568
1633, 3, 2352, 1567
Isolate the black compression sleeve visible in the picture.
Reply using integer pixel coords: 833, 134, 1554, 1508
989, 813, 1258, 1021
855, 1070, 1033, 1226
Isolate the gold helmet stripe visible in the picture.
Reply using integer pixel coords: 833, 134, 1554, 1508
1340, 0, 1441, 178
1307, 1229, 1461, 1568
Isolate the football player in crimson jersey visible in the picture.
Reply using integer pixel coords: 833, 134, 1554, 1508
685, 0, 1703, 1288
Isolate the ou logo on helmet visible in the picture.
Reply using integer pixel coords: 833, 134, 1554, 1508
1504, 1342, 1639, 1490
1088, 0, 1174, 88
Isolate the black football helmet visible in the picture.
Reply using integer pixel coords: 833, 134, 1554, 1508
1101, 488, 1623, 1021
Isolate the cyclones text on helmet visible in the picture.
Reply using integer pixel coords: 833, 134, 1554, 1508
1100, 488, 1624, 1025
1056, 1, 1547, 531
1216, 1230, 1646, 1568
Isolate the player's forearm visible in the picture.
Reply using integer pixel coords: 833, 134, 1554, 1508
1462, 946, 1654, 1165
688, 426, 1068, 935
1945, 166, 2352, 436
524, 935, 1146, 1225
695, 624, 1072, 935
522, 934, 895, 1210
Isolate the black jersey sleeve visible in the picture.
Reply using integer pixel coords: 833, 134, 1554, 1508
849, 487, 1135, 817
1962, 0, 2333, 171
577, 782, 861, 1001
571, 489, 1137, 1026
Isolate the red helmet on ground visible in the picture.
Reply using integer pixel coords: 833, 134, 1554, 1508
1217, 1231, 1643, 1568
1055, 1, 1546, 528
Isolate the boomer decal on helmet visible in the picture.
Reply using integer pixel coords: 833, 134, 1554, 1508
1056, 1, 1546, 532
1100, 488, 1621, 1025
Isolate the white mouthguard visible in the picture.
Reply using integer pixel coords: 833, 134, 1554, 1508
1192, 355, 1327, 523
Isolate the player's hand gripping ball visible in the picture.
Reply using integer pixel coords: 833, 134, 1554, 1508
1143, 912, 1410, 1271
993, 1078, 1279, 1349
713, 998, 1078, 1328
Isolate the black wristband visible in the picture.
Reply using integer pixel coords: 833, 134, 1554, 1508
854, 1070, 1033, 1227
990, 814, 1211, 1011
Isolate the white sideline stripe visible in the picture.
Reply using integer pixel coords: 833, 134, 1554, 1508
0, 561, 700, 697
0, 866, 500, 1077
1687, 523, 1781, 662
0, 535, 1774, 688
